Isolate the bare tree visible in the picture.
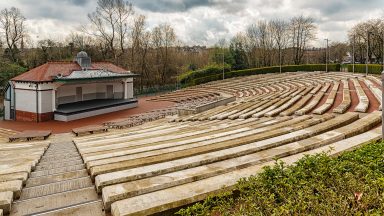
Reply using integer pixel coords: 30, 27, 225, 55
246, 24, 260, 67
85, 0, 133, 61
329, 42, 348, 63
270, 19, 289, 70
152, 23, 176, 83
290, 15, 316, 65
348, 18, 384, 64
130, 15, 145, 71
0, 7, 26, 62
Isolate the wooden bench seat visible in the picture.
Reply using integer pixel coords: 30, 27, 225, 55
72, 125, 108, 137
8, 130, 51, 142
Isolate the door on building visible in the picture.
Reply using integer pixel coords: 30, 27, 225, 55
76, 87, 83, 101
106, 85, 114, 99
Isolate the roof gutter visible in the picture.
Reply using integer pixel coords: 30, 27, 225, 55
53, 74, 140, 82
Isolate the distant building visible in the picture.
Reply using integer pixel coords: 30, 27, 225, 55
4, 51, 138, 122
180, 45, 207, 54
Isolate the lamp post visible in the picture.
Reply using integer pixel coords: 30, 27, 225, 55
382, 32, 384, 72
222, 52, 225, 80
366, 31, 372, 76
352, 35, 355, 73
325, 38, 329, 72
279, 48, 282, 73
382, 32, 384, 141
379, 32, 384, 141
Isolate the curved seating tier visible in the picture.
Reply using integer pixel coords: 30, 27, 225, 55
73, 107, 382, 215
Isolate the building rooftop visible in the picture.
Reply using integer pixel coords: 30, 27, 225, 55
11, 61, 132, 82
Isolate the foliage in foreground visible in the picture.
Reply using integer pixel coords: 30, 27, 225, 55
176, 141, 384, 216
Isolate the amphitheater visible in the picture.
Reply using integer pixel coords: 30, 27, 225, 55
1, 71, 383, 216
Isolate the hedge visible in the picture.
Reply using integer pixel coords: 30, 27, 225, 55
180, 64, 341, 87
347, 64, 383, 74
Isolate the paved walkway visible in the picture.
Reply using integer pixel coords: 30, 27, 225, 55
0, 96, 174, 134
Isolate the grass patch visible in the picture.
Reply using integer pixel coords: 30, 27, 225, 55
176, 141, 384, 216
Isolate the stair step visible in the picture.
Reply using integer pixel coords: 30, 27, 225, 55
39, 156, 82, 164
35, 160, 84, 170
11, 187, 98, 216
26, 169, 89, 187
33, 200, 105, 216
42, 152, 79, 158
20, 177, 93, 199
44, 149, 77, 153
38, 157, 83, 166
41, 155, 80, 162
30, 164, 85, 178
45, 149, 77, 155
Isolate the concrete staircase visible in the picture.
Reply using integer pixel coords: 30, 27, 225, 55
10, 134, 105, 216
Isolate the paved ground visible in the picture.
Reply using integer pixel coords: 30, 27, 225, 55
0, 96, 174, 134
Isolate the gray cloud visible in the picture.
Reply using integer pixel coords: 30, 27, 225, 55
65, 0, 89, 6
0, 0, 382, 46
130, 0, 248, 13
294, 0, 383, 20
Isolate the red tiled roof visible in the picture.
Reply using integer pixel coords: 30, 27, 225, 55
11, 61, 129, 82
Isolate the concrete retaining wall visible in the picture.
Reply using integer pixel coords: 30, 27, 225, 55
178, 96, 236, 116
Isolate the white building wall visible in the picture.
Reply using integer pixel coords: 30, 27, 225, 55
4, 100, 10, 119
13, 82, 55, 114
14, 89, 37, 113
39, 90, 53, 113
127, 82, 133, 99
12, 80, 132, 114
57, 81, 125, 105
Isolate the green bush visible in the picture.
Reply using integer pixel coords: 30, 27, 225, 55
0, 61, 27, 89
177, 141, 384, 215
347, 64, 383, 74
180, 64, 341, 87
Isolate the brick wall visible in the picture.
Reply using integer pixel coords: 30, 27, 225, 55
16, 110, 54, 122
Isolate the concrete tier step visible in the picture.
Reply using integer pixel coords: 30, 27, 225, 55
20, 176, 93, 200
91, 114, 346, 178
11, 187, 99, 216
95, 113, 359, 191
0, 180, 22, 199
110, 126, 382, 216
33, 200, 105, 216
0, 191, 13, 214
26, 169, 89, 188
82, 117, 290, 163
0, 172, 28, 184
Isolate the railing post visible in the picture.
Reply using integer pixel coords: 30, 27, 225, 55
382, 70, 384, 141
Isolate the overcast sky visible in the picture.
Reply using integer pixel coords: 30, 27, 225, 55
1, 0, 383, 47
